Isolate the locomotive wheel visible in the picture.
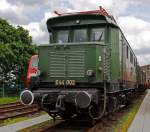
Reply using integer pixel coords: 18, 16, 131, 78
88, 104, 103, 120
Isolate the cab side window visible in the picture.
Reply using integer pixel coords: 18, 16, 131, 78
91, 28, 104, 41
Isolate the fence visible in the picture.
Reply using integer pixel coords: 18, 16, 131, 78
0, 83, 24, 97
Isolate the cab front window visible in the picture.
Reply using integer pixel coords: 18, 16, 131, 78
73, 29, 87, 42
57, 30, 69, 44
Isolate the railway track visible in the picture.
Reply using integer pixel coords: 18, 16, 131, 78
37, 115, 119, 132
0, 102, 40, 120
34, 94, 145, 132
0, 102, 21, 109
38, 117, 93, 132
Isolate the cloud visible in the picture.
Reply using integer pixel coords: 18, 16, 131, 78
1, 0, 142, 25
1, 0, 52, 24
118, 16, 150, 65
0, 0, 29, 24
125, 0, 150, 3
0, 10, 29, 25
118, 16, 150, 49
0, 0, 10, 10
67, 0, 129, 16
19, 0, 132, 44
22, 12, 54, 44
22, 22, 48, 44
135, 47, 150, 55
137, 54, 150, 66
7, 0, 49, 6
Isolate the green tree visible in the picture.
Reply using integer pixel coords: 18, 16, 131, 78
0, 18, 37, 88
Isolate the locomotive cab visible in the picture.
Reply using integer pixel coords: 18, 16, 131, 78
26, 55, 39, 87
37, 15, 109, 119
20, 55, 39, 105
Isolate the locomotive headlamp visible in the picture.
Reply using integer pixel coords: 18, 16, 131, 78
86, 70, 94, 76
75, 91, 91, 109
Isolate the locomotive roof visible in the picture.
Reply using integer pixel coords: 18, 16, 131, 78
47, 13, 118, 32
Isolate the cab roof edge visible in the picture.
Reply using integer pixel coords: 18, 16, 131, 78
54, 6, 112, 18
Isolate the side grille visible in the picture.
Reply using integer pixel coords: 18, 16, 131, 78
49, 50, 85, 78
49, 52, 66, 77
67, 51, 85, 77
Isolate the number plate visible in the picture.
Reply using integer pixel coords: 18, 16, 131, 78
55, 80, 76, 86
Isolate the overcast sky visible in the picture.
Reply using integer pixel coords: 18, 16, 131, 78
0, 0, 150, 66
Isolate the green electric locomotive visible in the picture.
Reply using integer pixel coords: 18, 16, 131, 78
20, 7, 145, 120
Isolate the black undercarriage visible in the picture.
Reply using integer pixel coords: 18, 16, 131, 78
28, 81, 137, 120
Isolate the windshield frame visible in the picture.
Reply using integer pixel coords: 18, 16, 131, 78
52, 25, 106, 44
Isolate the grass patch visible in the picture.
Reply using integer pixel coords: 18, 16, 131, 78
113, 93, 145, 132
0, 97, 19, 104
0, 111, 47, 127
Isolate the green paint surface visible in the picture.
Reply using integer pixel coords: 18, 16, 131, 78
39, 43, 105, 83
110, 27, 120, 81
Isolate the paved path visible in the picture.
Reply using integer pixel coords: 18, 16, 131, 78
0, 114, 51, 132
128, 90, 150, 132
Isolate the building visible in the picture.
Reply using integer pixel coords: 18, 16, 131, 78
141, 64, 150, 83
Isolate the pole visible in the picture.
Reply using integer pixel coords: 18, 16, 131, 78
2, 82, 4, 97
2, 73, 5, 97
